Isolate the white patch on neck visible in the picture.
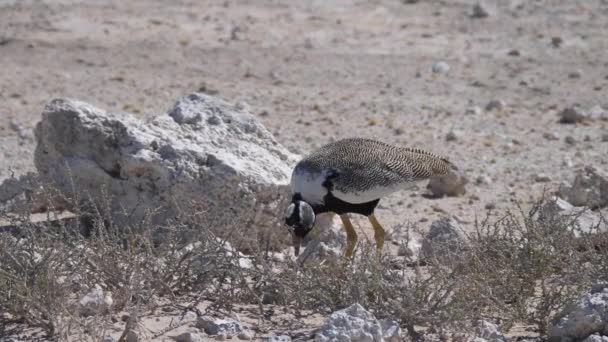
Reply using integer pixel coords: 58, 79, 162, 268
290, 167, 328, 205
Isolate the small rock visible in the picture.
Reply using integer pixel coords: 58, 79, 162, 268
475, 320, 507, 342
465, 106, 482, 115
589, 105, 608, 120
559, 105, 590, 123
79, 285, 113, 317
534, 173, 551, 183
471, 1, 491, 18
565, 136, 576, 145
568, 70, 582, 79
397, 238, 422, 262
538, 197, 606, 238
176, 332, 204, 342
421, 217, 468, 260
475, 175, 492, 186
507, 49, 521, 57
238, 331, 254, 340
485, 100, 506, 111
427, 168, 468, 197
315, 304, 401, 342
559, 166, 608, 208
196, 316, 245, 337
485, 202, 496, 210
583, 334, 608, 342
446, 130, 461, 141
432, 61, 450, 74
9, 120, 33, 142
380, 319, 402, 342
549, 284, 608, 341
267, 335, 291, 342
543, 132, 560, 141
551, 36, 564, 48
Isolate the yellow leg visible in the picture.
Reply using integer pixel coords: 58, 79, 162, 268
340, 214, 358, 258
368, 214, 385, 253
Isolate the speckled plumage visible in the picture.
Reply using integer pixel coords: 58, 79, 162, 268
292, 138, 455, 204
286, 137, 457, 257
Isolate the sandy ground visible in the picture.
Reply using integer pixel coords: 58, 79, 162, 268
1, 0, 608, 340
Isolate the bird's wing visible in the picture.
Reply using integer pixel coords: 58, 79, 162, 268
330, 148, 453, 204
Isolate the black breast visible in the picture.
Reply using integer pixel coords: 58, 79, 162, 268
310, 175, 380, 216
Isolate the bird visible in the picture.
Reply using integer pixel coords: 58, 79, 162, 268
284, 137, 457, 258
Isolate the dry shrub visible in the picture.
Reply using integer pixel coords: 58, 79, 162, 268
1, 180, 608, 340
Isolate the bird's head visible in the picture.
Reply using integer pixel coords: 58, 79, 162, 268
284, 200, 316, 256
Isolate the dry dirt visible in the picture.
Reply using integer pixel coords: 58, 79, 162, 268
1, 0, 608, 340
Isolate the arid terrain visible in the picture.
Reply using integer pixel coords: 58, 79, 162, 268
1, 0, 608, 341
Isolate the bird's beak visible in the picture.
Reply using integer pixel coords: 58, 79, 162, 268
292, 235, 303, 256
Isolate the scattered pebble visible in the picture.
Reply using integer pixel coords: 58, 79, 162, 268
568, 70, 582, 79
238, 331, 254, 340
589, 105, 607, 120
534, 173, 551, 183
475, 175, 492, 185
485, 202, 496, 210
445, 130, 461, 141
471, 2, 491, 18
507, 49, 521, 57
551, 36, 563, 48
465, 106, 482, 115
432, 61, 450, 74
266, 335, 291, 342
564, 136, 576, 145
543, 132, 559, 141
485, 99, 506, 111
559, 105, 589, 123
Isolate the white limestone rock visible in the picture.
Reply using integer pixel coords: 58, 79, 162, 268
315, 303, 402, 342
583, 334, 608, 342
559, 166, 608, 209
539, 197, 606, 238
549, 284, 608, 341
34, 94, 301, 251
475, 320, 507, 342
421, 216, 468, 260
296, 212, 343, 264
196, 316, 246, 337
79, 285, 113, 317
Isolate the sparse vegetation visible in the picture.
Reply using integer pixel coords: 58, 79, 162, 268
1, 183, 607, 341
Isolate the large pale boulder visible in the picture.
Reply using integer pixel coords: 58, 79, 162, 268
34, 93, 299, 250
